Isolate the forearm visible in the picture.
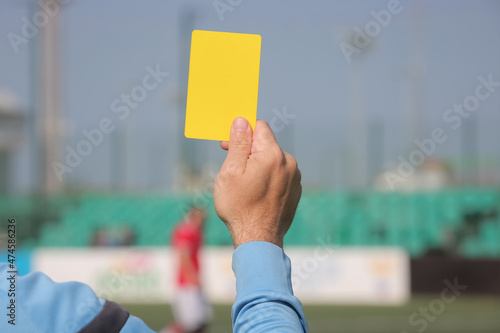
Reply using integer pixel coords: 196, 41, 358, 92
0, 264, 154, 332
231, 242, 308, 332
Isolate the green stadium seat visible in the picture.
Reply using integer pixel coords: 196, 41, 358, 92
18, 188, 497, 260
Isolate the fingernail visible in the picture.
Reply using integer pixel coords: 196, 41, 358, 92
233, 117, 249, 132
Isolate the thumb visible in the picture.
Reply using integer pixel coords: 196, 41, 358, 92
225, 117, 253, 173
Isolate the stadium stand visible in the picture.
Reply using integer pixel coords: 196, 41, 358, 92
3, 189, 499, 258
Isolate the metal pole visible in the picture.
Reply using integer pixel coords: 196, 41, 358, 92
408, 0, 427, 153
176, 7, 201, 190
39, 0, 63, 195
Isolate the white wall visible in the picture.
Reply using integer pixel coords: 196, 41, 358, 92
33, 246, 409, 305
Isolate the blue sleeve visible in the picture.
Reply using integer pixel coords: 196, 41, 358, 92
0, 263, 154, 333
232, 241, 309, 332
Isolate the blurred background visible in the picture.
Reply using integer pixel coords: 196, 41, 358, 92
1, 0, 499, 332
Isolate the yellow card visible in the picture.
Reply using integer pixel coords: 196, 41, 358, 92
185, 30, 261, 141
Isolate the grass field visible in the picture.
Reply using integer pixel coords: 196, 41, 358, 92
124, 296, 500, 333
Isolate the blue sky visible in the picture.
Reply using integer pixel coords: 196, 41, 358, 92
1, 0, 499, 192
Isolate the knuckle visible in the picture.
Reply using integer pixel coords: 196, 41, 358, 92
284, 152, 298, 170
232, 136, 250, 145
274, 149, 287, 166
231, 131, 251, 144
222, 160, 243, 176
295, 167, 302, 183
273, 146, 284, 157
296, 183, 303, 201
230, 136, 251, 149
263, 147, 284, 167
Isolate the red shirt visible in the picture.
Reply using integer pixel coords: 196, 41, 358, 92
171, 221, 202, 286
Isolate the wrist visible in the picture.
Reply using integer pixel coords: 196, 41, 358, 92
232, 233, 283, 249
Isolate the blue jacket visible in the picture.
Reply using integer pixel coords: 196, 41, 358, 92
0, 241, 308, 332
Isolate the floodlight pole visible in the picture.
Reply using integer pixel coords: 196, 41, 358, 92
408, 0, 427, 159
176, 7, 202, 190
38, 0, 63, 195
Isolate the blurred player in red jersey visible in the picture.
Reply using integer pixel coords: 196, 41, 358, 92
163, 206, 212, 333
